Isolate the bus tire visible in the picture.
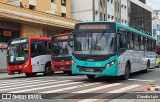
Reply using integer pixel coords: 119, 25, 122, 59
87, 75, 95, 80
44, 63, 53, 76
144, 61, 150, 73
25, 73, 36, 77
122, 63, 130, 80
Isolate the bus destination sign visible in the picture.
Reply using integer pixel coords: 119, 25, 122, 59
79, 24, 110, 30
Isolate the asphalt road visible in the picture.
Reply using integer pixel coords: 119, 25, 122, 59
0, 68, 160, 102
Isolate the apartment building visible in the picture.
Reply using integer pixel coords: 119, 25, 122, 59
121, 0, 130, 25
130, 0, 152, 33
152, 10, 160, 45
71, 0, 130, 26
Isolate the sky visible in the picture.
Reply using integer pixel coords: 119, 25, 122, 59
146, 0, 160, 10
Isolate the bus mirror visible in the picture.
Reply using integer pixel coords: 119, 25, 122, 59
68, 41, 73, 48
68, 33, 73, 39
68, 33, 73, 47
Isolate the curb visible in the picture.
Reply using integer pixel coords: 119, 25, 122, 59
0, 69, 7, 73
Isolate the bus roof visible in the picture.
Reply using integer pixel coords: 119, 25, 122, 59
52, 33, 70, 37
28, 36, 51, 40
76, 21, 156, 40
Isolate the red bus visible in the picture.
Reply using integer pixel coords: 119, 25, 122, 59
51, 33, 73, 75
7, 36, 53, 77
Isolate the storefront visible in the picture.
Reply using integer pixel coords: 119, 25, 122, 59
0, 21, 20, 70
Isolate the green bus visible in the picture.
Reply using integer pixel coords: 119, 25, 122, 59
71, 22, 156, 80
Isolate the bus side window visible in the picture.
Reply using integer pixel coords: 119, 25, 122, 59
127, 32, 133, 49
45, 41, 51, 54
118, 34, 126, 49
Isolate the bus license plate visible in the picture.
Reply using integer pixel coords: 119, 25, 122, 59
86, 69, 94, 72
60, 67, 65, 70
14, 71, 19, 74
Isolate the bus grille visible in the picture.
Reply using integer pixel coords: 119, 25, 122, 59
77, 66, 104, 73
54, 65, 71, 70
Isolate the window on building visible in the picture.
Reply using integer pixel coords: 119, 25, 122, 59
125, 20, 127, 24
108, 15, 110, 18
111, 16, 114, 19
116, 18, 118, 22
121, 4, 123, 8
61, 0, 66, 6
29, 5, 36, 10
111, 0, 113, 3
51, 0, 56, 3
100, 0, 103, 7
117, 3, 120, 12
100, 13, 103, 21
115, 2, 117, 12
20, 2, 23, 7
104, 14, 106, 20
61, 13, 66, 17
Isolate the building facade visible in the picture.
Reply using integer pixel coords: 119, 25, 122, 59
130, 0, 152, 33
71, 0, 130, 26
0, 0, 80, 70
152, 10, 160, 45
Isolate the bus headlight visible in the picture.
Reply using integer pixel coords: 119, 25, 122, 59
24, 61, 29, 68
51, 63, 54, 67
105, 60, 116, 68
72, 60, 77, 67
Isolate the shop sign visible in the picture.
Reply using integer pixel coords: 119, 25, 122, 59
0, 44, 7, 49
3, 31, 12, 36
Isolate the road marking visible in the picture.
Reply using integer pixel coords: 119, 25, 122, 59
79, 85, 141, 102
74, 83, 122, 93
108, 85, 141, 93
0, 80, 70, 92
41, 83, 100, 93
0, 79, 56, 86
128, 79, 153, 82
0, 80, 57, 89
10, 81, 83, 93
53, 83, 122, 99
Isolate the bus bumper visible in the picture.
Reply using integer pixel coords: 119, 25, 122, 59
51, 61, 72, 72
72, 64, 118, 76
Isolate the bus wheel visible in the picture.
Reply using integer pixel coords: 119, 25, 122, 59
144, 61, 150, 73
122, 63, 130, 80
44, 65, 53, 76
25, 73, 36, 77
87, 75, 95, 80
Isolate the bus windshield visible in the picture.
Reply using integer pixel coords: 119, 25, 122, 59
51, 37, 72, 58
74, 32, 116, 55
7, 38, 29, 64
